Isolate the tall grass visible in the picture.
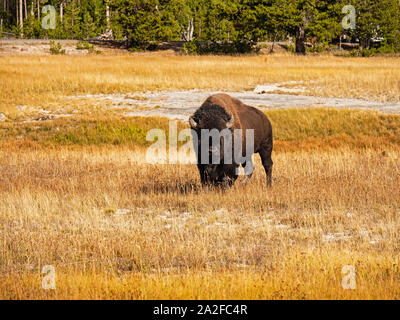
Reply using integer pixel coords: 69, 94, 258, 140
1, 108, 399, 151
1, 109, 400, 299
1, 54, 400, 300
0, 145, 399, 299
1, 55, 400, 111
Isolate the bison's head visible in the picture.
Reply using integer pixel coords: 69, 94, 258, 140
189, 112, 234, 132
189, 106, 234, 180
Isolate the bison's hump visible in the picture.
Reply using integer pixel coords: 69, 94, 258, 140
195, 93, 242, 129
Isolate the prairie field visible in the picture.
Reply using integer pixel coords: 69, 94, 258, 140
0, 52, 400, 299
1, 53, 400, 114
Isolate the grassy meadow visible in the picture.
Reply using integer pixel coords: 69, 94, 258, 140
0, 53, 400, 299
1, 54, 400, 115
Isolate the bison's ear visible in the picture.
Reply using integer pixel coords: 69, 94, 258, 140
226, 114, 234, 129
189, 116, 198, 129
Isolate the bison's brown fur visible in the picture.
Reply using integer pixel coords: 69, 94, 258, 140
189, 93, 273, 187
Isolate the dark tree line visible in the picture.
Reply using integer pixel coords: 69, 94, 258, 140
0, 0, 110, 39
1, 0, 399, 54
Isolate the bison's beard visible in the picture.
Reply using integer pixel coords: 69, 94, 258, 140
205, 165, 219, 181
201, 163, 238, 188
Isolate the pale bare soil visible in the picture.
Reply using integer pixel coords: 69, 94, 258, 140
72, 88, 400, 122
0, 39, 125, 56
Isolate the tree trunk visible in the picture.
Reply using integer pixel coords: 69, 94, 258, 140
24, 0, 27, 19
187, 16, 193, 41
60, 1, 63, 23
37, 0, 40, 20
198, 18, 201, 39
180, 15, 194, 42
106, 1, 110, 31
360, 38, 370, 50
270, 32, 278, 53
19, 0, 23, 37
295, 24, 306, 55
16, 0, 19, 26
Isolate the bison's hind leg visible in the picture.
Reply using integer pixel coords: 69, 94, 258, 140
259, 139, 273, 187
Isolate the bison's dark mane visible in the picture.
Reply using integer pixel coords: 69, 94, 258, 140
192, 103, 232, 125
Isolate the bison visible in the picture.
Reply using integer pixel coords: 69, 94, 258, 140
189, 93, 273, 187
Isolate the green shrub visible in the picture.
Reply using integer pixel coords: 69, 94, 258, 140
182, 41, 198, 55
49, 40, 66, 55
76, 41, 94, 50
146, 42, 158, 51
350, 49, 360, 57
361, 48, 377, 57
377, 45, 397, 54
285, 45, 296, 53
348, 45, 398, 57
307, 44, 326, 53
76, 41, 102, 54
182, 40, 256, 55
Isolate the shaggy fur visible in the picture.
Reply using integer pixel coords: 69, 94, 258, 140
189, 93, 273, 187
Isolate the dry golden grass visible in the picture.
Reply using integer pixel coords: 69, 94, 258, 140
1, 54, 400, 114
1, 108, 399, 151
1, 53, 400, 300
0, 146, 399, 299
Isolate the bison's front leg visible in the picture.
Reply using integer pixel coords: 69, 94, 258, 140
242, 157, 254, 185
218, 165, 238, 188
198, 164, 221, 188
198, 164, 216, 187
197, 164, 208, 185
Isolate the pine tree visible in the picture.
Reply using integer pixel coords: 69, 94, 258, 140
344, 0, 400, 50
82, 10, 96, 39
110, 0, 161, 46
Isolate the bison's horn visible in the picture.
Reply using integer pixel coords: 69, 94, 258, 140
226, 115, 234, 128
189, 116, 198, 129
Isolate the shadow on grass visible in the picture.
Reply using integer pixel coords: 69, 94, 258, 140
139, 181, 201, 194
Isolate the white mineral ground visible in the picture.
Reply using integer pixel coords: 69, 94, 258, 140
72, 82, 400, 120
